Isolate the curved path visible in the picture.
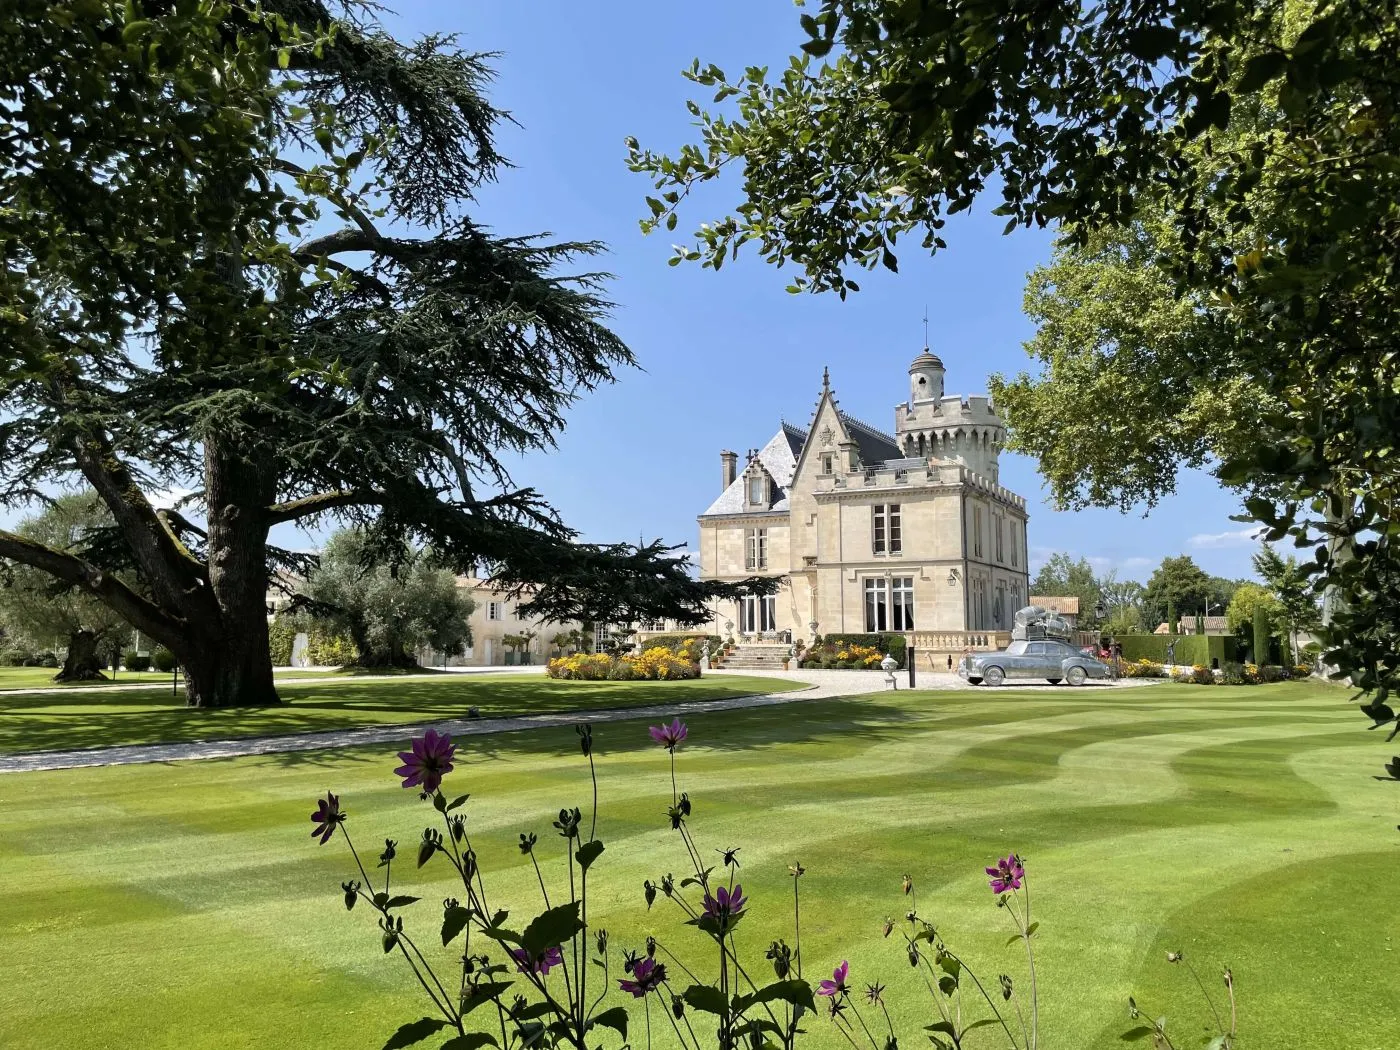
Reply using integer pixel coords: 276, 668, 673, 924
0, 667, 1148, 774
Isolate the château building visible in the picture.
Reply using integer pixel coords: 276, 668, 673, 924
697, 350, 1030, 643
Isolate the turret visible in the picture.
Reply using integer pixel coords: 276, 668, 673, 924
908, 349, 945, 404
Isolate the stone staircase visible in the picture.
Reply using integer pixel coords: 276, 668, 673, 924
719, 644, 791, 671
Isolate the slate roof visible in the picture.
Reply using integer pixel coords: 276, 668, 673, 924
836, 412, 903, 464
701, 427, 802, 516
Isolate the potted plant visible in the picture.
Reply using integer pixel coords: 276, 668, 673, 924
501, 633, 523, 665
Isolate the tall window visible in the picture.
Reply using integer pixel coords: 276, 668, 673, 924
747, 476, 766, 506
995, 517, 1005, 563
487, 601, 503, 621
1010, 521, 1019, 567
821, 453, 834, 474
973, 505, 984, 558
745, 528, 768, 570
872, 504, 902, 555
891, 577, 915, 630
865, 577, 915, 632
739, 595, 776, 634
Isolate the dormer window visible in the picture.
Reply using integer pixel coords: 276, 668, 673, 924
747, 475, 766, 505
821, 453, 834, 474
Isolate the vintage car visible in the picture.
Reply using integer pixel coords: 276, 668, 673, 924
958, 639, 1111, 686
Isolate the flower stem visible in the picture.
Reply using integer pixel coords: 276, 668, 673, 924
1182, 957, 1225, 1036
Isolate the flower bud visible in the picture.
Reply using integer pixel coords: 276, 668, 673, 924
643, 880, 657, 909
595, 929, 608, 955
678, 792, 692, 816
577, 724, 593, 756
999, 974, 1013, 1001
342, 880, 359, 911
907, 943, 919, 968
379, 840, 397, 864
881, 917, 894, 938
671, 995, 685, 1020
901, 874, 913, 896
449, 815, 466, 843
646, 936, 657, 959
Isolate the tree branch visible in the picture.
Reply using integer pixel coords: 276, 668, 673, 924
266, 489, 388, 525
0, 529, 185, 642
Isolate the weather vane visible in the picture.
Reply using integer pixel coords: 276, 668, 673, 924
922, 305, 929, 348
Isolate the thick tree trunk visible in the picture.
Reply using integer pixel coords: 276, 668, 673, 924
189, 444, 280, 707
54, 629, 108, 682
354, 637, 419, 669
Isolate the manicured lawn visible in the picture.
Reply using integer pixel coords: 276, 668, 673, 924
0, 666, 341, 691
0, 666, 173, 690
1, 680, 1394, 1050
0, 674, 800, 754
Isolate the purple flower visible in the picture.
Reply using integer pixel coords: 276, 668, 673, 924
985, 854, 1025, 894
511, 946, 564, 975
310, 791, 345, 844
648, 717, 688, 751
618, 956, 667, 997
701, 883, 747, 926
817, 960, 849, 998
394, 729, 457, 792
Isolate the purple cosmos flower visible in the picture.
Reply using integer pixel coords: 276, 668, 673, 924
394, 729, 456, 792
985, 854, 1025, 894
648, 717, 688, 751
702, 883, 747, 925
511, 946, 564, 975
618, 956, 667, 997
310, 792, 345, 844
817, 960, 850, 997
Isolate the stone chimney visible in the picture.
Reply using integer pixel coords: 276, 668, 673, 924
720, 449, 738, 492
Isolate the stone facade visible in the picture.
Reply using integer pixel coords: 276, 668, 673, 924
698, 352, 1030, 641
423, 578, 586, 668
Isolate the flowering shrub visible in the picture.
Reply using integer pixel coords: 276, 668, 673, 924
307, 720, 1240, 1050
546, 648, 698, 681
1122, 658, 1166, 679
799, 642, 885, 669
1175, 664, 1217, 685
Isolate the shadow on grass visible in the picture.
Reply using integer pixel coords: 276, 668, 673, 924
251, 692, 924, 769
0, 675, 803, 755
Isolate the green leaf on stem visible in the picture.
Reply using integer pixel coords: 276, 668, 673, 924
575, 839, 604, 871
441, 905, 472, 946
446, 794, 471, 812
385, 895, 420, 910
460, 981, 514, 1016
381, 1017, 448, 1049
731, 979, 816, 1014
589, 1006, 629, 1038
925, 1021, 956, 1037
683, 984, 730, 1016
1120, 1026, 1155, 1041
520, 901, 584, 959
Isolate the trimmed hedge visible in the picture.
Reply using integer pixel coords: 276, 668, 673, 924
123, 650, 151, 672
1116, 634, 1237, 666
152, 646, 177, 672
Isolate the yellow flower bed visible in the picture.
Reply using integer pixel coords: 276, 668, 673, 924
546, 647, 699, 681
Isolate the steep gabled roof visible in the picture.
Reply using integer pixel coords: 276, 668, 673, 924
701, 428, 799, 516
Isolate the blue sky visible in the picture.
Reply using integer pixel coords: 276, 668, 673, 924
373, 0, 1260, 583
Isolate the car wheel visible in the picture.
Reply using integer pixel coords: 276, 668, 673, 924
983, 665, 1006, 687
1066, 666, 1087, 686
1046, 678, 1061, 685
967, 676, 983, 685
